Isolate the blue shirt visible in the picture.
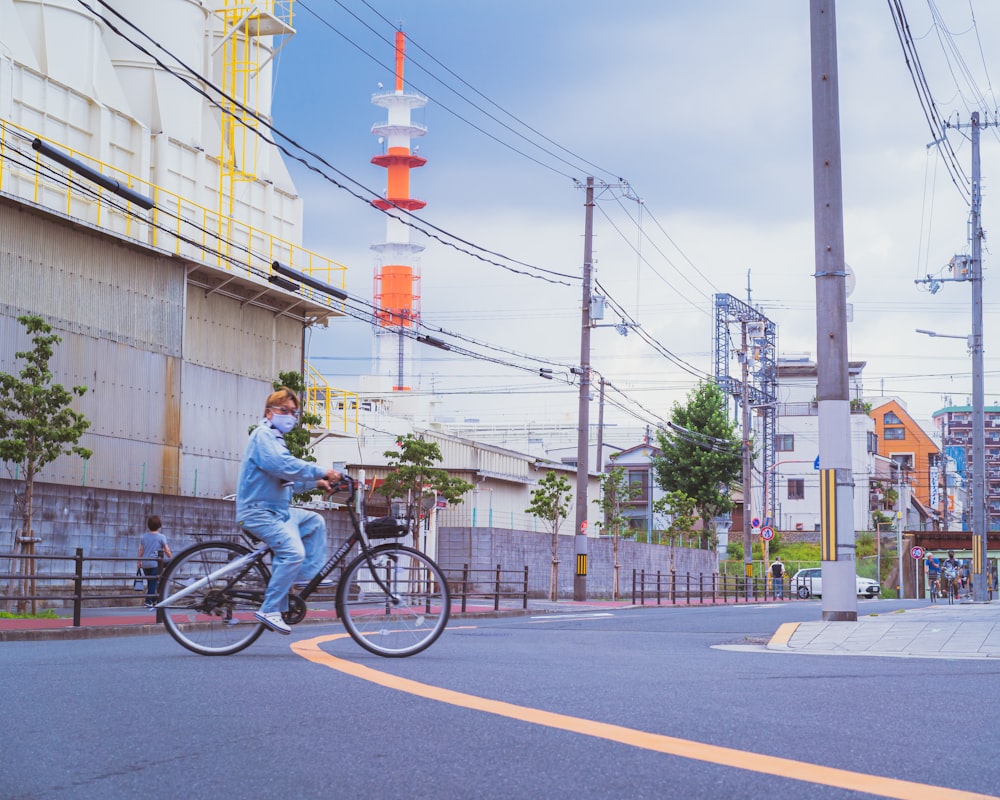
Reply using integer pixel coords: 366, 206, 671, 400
138, 532, 168, 568
235, 420, 326, 522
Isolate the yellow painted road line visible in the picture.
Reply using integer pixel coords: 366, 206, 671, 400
292, 633, 997, 800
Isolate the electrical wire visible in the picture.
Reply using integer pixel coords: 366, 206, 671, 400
75, 0, 579, 287
887, 0, 971, 204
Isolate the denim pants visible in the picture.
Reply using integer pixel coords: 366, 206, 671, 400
238, 507, 327, 614
773, 576, 783, 598
141, 565, 159, 602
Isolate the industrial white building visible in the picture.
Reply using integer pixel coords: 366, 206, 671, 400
0, 1, 351, 499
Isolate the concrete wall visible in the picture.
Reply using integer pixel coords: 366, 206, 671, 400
0, 480, 717, 599
0, 480, 351, 582
438, 527, 718, 599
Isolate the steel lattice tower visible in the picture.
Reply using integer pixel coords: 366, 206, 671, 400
713, 293, 778, 520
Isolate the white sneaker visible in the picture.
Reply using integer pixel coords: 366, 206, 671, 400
253, 610, 291, 635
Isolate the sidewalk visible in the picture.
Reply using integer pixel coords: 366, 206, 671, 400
0, 598, 638, 642
768, 601, 1000, 659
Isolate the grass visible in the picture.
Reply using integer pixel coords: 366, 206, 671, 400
0, 609, 60, 620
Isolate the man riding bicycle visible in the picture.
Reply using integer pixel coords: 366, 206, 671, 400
236, 387, 341, 634
941, 550, 962, 602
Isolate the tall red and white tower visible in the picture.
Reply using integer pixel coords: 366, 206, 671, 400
370, 31, 426, 391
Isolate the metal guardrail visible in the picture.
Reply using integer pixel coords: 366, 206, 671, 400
442, 564, 529, 613
0, 549, 167, 625
631, 569, 791, 605
1, 550, 530, 625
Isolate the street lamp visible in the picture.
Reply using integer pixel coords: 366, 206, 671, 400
916, 327, 987, 602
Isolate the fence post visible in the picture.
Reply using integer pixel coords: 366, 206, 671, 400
640, 569, 645, 606
631, 568, 636, 604
656, 570, 661, 606
461, 563, 469, 613
155, 550, 166, 623
522, 566, 529, 610
494, 563, 501, 612
73, 548, 84, 627
686, 572, 691, 605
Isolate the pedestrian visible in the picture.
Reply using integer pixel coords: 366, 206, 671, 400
924, 550, 941, 602
769, 555, 785, 599
137, 515, 172, 608
236, 387, 341, 634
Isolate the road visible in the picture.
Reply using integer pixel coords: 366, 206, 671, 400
2, 599, 997, 800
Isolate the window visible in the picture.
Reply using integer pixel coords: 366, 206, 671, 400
884, 411, 902, 425
867, 432, 879, 454
892, 454, 913, 470
628, 470, 648, 502
775, 434, 794, 452
788, 478, 805, 500
884, 427, 905, 440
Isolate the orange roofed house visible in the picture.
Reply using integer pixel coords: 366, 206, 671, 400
869, 399, 940, 520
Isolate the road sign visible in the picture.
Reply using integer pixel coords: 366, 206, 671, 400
911, 546, 925, 560
751, 517, 761, 529
760, 526, 775, 541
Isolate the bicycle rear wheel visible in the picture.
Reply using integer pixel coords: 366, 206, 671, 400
159, 541, 268, 656
336, 543, 450, 657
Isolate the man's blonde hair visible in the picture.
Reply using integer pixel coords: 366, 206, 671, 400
264, 387, 299, 415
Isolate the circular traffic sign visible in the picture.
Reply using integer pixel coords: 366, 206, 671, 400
760, 526, 774, 541
751, 517, 761, 529
910, 546, 925, 560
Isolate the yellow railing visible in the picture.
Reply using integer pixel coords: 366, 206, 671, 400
306, 362, 359, 436
0, 118, 347, 306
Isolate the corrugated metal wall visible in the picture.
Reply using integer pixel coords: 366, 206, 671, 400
0, 200, 304, 498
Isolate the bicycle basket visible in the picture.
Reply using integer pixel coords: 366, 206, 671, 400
365, 516, 409, 539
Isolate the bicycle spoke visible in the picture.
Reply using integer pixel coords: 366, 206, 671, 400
159, 542, 268, 656
337, 544, 449, 657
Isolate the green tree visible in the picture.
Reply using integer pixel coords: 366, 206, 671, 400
526, 469, 572, 601
377, 434, 473, 547
652, 381, 741, 546
0, 315, 91, 613
656, 490, 698, 548
655, 490, 698, 598
594, 465, 641, 599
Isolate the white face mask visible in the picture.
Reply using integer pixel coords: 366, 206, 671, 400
270, 413, 297, 434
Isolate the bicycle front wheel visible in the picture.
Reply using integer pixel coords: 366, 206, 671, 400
159, 541, 268, 656
336, 544, 450, 657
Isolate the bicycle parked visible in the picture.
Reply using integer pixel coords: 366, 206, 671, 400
155, 474, 450, 657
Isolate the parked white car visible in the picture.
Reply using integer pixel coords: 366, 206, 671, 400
792, 568, 880, 599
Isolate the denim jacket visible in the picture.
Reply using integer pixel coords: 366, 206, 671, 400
235, 420, 326, 522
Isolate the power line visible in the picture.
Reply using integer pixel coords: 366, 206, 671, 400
75, 0, 579, 287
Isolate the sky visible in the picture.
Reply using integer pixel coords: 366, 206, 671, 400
267, 1, 1000, 449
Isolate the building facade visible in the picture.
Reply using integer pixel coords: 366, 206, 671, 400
772, 358, 877, 533
932, 405, 1000, 531
0, 1, 349, 502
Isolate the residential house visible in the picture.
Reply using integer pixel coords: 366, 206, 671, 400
772, 358, 878, 532
869, 399, 941, 527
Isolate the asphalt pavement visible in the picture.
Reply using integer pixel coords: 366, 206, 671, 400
3, 596, 1000, 658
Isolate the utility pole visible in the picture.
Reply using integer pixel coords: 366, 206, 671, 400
810, 0, 858, 621
916, 111, 990, 600
969, 112, 988, 602
574, 177, 594, 601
